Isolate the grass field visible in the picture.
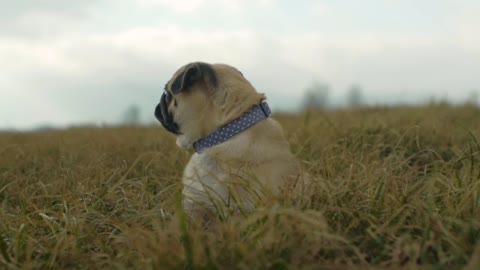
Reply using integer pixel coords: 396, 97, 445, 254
1, 104, 480, 269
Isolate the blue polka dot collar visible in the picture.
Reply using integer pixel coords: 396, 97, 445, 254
193, 101, 272, 153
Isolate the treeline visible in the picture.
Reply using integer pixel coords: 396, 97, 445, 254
301, 80, 479, 110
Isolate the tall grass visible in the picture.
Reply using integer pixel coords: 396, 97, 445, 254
0, 105, 479, 269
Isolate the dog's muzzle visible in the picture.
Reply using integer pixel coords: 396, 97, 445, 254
155, 91, 181, 135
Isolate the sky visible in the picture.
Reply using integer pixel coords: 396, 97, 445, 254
1, 0, 479, 129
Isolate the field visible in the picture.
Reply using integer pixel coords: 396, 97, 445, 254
1, 105, 480, 269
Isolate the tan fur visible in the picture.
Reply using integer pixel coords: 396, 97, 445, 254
163, 62, 307, 217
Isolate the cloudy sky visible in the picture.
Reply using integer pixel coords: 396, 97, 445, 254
1, 0, 479, 129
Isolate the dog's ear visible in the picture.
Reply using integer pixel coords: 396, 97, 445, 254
171, 63, 217, 94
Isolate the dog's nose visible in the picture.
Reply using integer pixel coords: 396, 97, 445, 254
154, 103, 163, 122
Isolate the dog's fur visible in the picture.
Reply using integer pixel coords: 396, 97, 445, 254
155, 62, 306, 217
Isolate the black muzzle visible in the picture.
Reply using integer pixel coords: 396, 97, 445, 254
154, 91, 181, 135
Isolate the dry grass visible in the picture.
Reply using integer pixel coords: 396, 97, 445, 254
1, 104, 480, 269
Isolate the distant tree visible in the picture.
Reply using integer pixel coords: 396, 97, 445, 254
302, 81, 330, 110
347, 84, 364, 107
33, 125, 56, 132
123, 104, 141, 125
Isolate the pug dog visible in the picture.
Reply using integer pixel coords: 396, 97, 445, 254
155, 62, 307, 218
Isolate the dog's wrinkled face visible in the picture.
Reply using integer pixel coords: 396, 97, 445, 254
155, 62, 265, 148
155, 62, 218, 147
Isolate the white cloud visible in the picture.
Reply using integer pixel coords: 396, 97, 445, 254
451, 3, 480, 52
311, 2, 331, 16
136, 0, 207, 13
278, 30, 480, 95
1, 0, 480, 129
134, 0, 277, 15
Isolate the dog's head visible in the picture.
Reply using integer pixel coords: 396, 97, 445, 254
155, 62, 265, 148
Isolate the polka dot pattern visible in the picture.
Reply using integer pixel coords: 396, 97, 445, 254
193, 102, 272, 153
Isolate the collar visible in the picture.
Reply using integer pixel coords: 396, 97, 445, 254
193, 101, 272, 153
